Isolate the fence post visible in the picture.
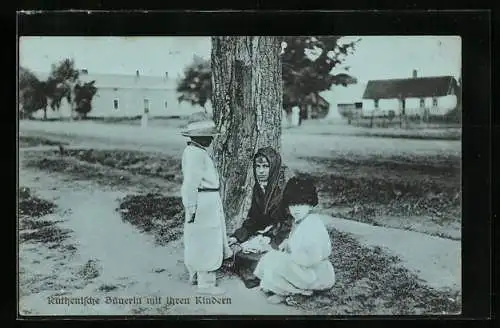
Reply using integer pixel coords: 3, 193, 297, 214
141, 101, 149, 128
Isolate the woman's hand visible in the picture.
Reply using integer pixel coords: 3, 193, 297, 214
228, 237, 238, 246
230, 243, 243, 255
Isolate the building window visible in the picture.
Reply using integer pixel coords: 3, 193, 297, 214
374, 99, 379, 109
432, 97, 438, 107
419, 98, 425, 108
164, 100, 168, 109
113, 99, 119, 110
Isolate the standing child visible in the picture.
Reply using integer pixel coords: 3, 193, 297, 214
253, 176, 336, 304
180, 114, 232, 295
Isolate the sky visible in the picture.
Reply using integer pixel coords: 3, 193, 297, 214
19, 36, 461, 82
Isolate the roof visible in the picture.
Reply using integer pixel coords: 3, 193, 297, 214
362, 76, 456, 99
32, 71, 178, 90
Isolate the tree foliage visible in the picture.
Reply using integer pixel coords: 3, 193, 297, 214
49, 58, 80, 84
177, 36, 360, 112
18, 67, 47, 118
74, 81, 98, 118
46, 58, 80, 113
281, 36, 360, 110
19, 66, 40, 91
176, 55, 212, 109
19, 58, 98, 119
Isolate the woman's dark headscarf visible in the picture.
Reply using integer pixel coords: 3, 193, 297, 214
252, 147, 282, 218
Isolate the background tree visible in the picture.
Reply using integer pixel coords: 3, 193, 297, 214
49, 58, 80, 83
46, 58, 80, 117
176, 55, 212, 112
45, 80, 72, 115
18, 67, 47, 119
19, 59, 99, 120
281, 36, 359, 112
211, 36, 282, 228
19, 66, 39, 91
73, 81, 98, 119
177, 36, 360, 116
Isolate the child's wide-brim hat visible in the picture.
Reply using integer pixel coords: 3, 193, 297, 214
181, 119, 220, 137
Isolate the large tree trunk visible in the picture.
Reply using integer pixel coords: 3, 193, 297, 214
210, 36, 282, 230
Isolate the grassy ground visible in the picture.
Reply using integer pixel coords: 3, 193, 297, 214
299, 153, 461, 240
19, 136, 68, 148
21, 134, 459, 240
290, 229, 460, 315
118, 194, 184, 246
356, 131, 460, 141
18, 187, 71, 247
294, 120, 461, 140
18, 136, 461, 315
21, 144, 182, 194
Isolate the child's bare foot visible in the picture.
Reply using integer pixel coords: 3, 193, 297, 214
266, 294, 284, 304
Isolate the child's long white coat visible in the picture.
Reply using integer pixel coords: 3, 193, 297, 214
254, 213, 336, 295
181, 144, 230, 273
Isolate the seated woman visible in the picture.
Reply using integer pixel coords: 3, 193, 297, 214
253, 176, 336, 304
227, 147, 292, 289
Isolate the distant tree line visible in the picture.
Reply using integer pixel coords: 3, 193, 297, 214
19, 58, 97, 120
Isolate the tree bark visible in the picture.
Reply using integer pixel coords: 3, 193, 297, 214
210, 36, 282, 230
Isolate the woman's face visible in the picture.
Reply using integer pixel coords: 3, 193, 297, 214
255, 156, 270, 183
289, 204, 313, 222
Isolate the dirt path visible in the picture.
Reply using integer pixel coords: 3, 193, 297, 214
19, 164, 304, 316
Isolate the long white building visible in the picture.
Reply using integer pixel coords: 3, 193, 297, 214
31, 70, 210, 119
